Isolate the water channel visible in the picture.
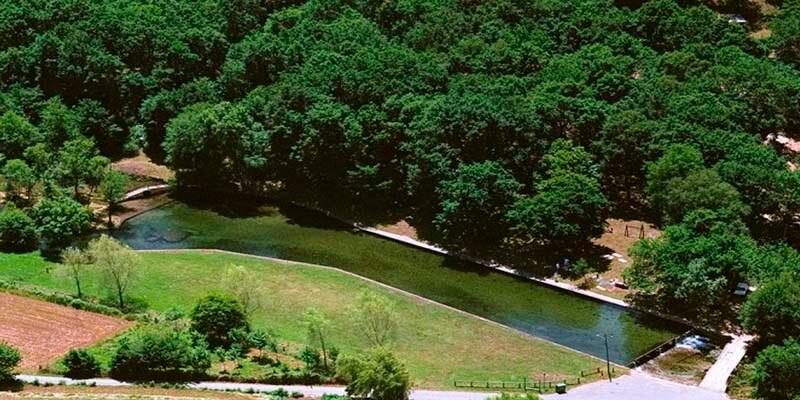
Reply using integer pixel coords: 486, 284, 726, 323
113, 197, 686, 365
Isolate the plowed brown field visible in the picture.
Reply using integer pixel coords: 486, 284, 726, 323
0, 292, 133, 370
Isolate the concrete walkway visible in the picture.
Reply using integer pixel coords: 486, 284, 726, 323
700, 335, 752, 392
121, 184, 170, 202
542, 371, 729, 400
15, 375, 496, 400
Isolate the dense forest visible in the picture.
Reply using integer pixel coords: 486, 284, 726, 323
1, 0, 800, 397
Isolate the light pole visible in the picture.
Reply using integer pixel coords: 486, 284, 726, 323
597, 333, 613, 382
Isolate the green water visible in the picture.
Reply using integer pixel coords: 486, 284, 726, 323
114, 198, 685, 364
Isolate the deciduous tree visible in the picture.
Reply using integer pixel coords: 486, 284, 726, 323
88, 235, 139, 311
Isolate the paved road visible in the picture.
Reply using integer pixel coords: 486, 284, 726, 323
542, 371, 729, 400
700, 335, 752, 392
15, 375, 497, 400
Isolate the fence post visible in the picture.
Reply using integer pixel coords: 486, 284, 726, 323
523, 377, 527, 392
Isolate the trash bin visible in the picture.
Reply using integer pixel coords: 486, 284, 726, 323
555, 383, 567, 394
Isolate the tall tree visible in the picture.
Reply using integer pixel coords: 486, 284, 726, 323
336, 347, 411, 400
771, 0, 800, 67
751, 340, 800, 400
221, 265, 264, 317
508, 172, 608, 247
303, 307, 331, 371
190, 294, 250, 349
98, 170, 129, 226
2, 159, 36, 204
348, 291, 399, 348
61, 247, 90, 299
57, 137, 99, 199
88, 235, 139, 310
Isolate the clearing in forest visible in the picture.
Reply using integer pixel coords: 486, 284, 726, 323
0, 292, 132, 370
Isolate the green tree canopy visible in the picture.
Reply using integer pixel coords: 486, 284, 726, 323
0, 203, 37, 252
434, 161, 522, 246
190, 294, 250, 349
750, 339, 800, 400
336, 347, 411, 400
508, 172, 608, 247
741, 273, 800, 346
0, 342, 20, 382
110, 325, 211, 381
31, 197, 92, 248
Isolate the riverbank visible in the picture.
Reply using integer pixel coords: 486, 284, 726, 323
108, 197, 685, 364
0, 250, 607, 388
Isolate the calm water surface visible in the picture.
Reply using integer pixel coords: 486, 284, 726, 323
114, 199, 686, 364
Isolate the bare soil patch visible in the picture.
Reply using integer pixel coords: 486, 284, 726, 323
375, 219, 418, 240
112, 152, 174, 181
641, 347, 718, 386
557, 219, 661, 300
0, 292, 133, 371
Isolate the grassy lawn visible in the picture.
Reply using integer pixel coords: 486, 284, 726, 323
0, 250, 605, 388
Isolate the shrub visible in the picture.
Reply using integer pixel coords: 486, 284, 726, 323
0, 342, 21, 381
110, 325, 211, 381
63, 348, 100, 379
190, 294, 249, 349
0, 204, 38, 252
248, 328, 275, 352
336, 347, 411, 400
299, 346, 322, 372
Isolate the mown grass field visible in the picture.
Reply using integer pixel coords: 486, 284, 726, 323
0, 250, 604, 388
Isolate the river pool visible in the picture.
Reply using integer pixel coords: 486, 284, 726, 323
113, 198, 685, 364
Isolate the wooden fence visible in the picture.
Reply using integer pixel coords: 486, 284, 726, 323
453, 367, 618, 392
